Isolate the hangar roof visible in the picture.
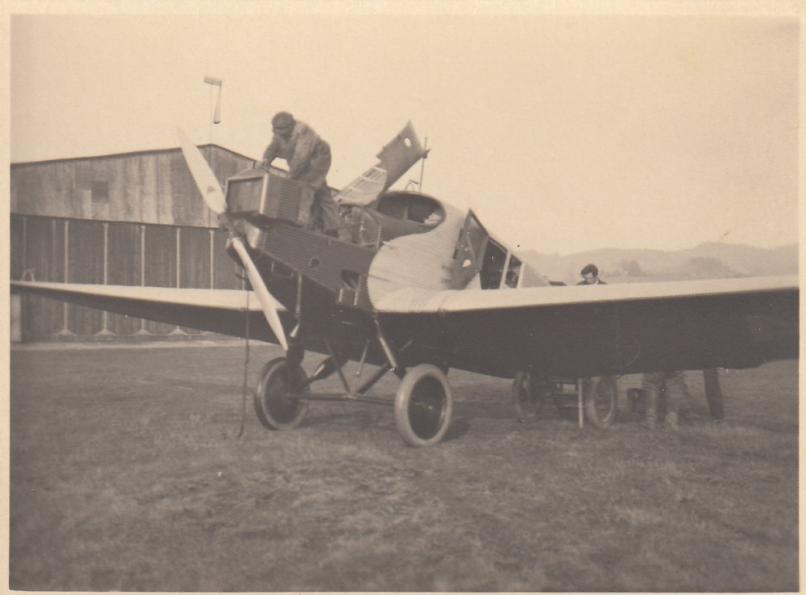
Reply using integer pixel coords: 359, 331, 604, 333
10, 144, 255, 168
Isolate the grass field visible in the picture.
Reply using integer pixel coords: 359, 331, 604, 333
10, 343, 798, 591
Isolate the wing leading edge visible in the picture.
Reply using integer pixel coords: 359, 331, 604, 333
373, 275, 797, 313
373, 276, 798, 379
11, 281, 290, 344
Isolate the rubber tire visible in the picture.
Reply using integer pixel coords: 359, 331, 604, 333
395, 364, 453, 447
253, 357, 309, 430
584, 376, 618, 429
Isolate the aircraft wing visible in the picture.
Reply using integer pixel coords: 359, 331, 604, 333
11, 281, 291, 344
373, 275, 798, 378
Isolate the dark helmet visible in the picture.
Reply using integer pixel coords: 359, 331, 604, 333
580, 263, 599, 277
272, 111, 295, 132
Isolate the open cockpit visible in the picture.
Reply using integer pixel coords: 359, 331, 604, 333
224, 167, 448, 247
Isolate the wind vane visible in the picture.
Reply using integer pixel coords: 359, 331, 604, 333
203, 76, 223, 143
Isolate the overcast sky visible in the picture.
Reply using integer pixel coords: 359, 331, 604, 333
9, 8, 799, 255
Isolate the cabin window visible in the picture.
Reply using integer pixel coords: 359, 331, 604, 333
505, 255, 522, 288
480, 238, 506, 289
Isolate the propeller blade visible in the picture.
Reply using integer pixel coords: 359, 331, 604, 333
176, 126, 228, 215
230, 237, 289, 351
177, 127, 285, 349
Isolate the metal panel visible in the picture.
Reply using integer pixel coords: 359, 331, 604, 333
71, 162, 93, 219
67, 219, 104, 334
10, 215, 25, 280
213, 229, 242, 289
12, 166, 55, 217
179, 227, 212, 289
168, 151, 197, 226
107, 222, 143, 335
179, 227, 212, 334
143, 224, 177, 334
22, 218, 64, 340
134, 158, 149, 220
265, 175, 306, 222
99, 158, 122, 221
10, 215, 26, 343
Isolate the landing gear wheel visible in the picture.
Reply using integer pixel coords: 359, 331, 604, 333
584, 376, 619, 429
253, 357, 309, 430
512, 370, 546, 422
395, 364, 453, 447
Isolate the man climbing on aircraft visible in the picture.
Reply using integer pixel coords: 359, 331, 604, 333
260, 111, 343, 237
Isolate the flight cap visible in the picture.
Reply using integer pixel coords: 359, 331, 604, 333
272, 111, 295, 131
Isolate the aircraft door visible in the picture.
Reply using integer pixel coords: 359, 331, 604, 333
450, 211, 489, 289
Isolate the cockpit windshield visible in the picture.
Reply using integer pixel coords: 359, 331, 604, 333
480, 238, 507, 289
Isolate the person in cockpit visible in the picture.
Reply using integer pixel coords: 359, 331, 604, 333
577, 263, 606, 285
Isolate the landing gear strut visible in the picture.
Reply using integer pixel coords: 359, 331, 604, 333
251, 326, 454, 446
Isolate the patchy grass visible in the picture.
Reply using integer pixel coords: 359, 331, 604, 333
10, 345, 798, 591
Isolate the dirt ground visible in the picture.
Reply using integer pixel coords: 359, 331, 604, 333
9, 343, 799, 591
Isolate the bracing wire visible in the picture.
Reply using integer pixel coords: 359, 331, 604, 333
237, 287, 250, 438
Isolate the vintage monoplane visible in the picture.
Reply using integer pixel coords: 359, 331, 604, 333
12, 123, 799, 446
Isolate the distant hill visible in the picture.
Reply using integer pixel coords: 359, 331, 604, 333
518, 242, 797, 285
